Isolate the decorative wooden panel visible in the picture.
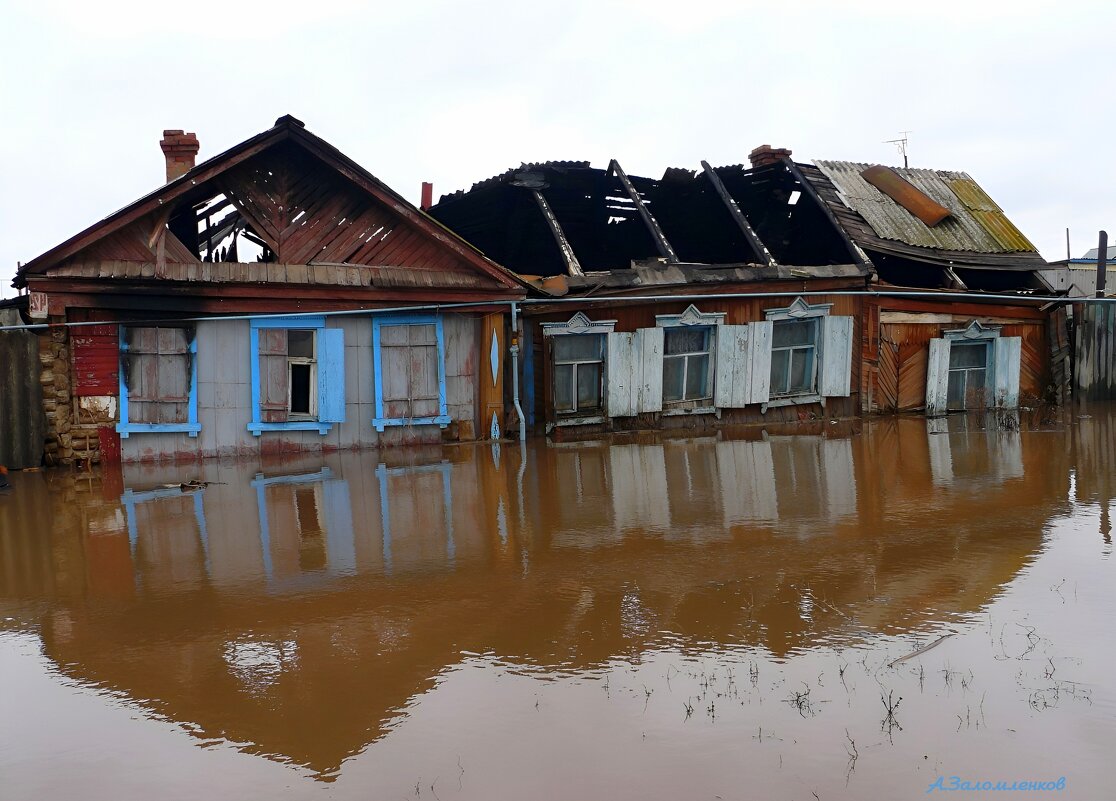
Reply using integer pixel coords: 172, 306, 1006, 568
897, 343, 930, 411
877, 337, 899, 411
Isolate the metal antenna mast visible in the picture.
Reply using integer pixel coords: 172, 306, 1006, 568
884, 131, 912, 168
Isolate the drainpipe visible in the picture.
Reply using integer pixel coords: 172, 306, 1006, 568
510, 301, 526, 441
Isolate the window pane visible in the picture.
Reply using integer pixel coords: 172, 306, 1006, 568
288, 330, 315, 359
789, 348, 813, 393
664, 327, 709, 355
947, 371, 966, 410
685, 354, 711, 399
554, 334, 602, 362
949, 342, 987, 369
770, 349, 790, 395
554, 364, 574, 412
663, 356, 685, 402
966, 368, 987, 407
772, 320, 815, 348
577, 363, 602, 410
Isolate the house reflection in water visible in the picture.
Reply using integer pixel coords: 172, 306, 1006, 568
0, 416, 1077, 778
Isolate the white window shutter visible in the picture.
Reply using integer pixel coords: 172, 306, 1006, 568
925, 338, 951, 416
745, 321, 772, 405
317, 328, 346, 423
714, 324, 749, 408
607, 332, 636, 417
636, 327, 664, 413
819, 315, 853, 397
992, 336, 1022, 409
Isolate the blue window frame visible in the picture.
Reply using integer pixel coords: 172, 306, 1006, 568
116, 325, 201, 439
371, 313, 450, 432
248, 315, 346, 436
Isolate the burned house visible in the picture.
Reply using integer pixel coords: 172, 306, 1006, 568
430, 146, 1055, 434
12, 116, 526, 464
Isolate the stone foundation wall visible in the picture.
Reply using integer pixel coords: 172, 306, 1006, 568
38, 320, 107, 466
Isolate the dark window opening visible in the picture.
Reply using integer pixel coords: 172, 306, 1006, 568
290, 363, 313, 416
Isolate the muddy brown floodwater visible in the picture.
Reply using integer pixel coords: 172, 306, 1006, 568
2, 410, 1115, 800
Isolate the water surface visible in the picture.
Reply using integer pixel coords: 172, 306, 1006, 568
1, 411, 1114, 799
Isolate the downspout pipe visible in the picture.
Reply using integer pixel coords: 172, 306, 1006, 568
510, 301, 526, 441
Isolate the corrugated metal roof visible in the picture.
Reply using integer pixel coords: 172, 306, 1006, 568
1083, 245, 1116, 260
813, 161, 1037, 255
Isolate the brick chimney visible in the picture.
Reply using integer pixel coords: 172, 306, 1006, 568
160, 129, 200, 182
749, 144, 793, 168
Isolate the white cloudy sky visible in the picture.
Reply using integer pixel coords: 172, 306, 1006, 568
2, 0, 1113, 296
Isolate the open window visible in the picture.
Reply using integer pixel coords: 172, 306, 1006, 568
117, 325, 200, 438
249, 316, 345, 435
372, 314, 450, 431
926, 321, 1021, 416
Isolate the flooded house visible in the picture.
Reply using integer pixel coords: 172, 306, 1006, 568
430, 146, 1057, 435
11, 116, 527, 464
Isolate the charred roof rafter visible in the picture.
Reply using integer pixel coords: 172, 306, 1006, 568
607, 159, 679, 264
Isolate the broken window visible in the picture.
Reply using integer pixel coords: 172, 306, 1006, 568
250, 317, 345, 434
259, 329, 317, 421
663, 327, 713, 406
769, 319, 819, 397
122, 326, 193, 424
553, 334, 605, 415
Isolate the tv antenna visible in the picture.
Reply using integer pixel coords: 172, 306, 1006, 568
884, 131, 911, 168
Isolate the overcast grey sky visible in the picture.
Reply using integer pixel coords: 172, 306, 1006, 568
2, 0, 1113, 296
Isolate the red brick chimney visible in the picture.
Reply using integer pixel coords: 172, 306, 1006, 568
420, 181, 433, 210
749, 144, 793, 168
160, 129, 200, 182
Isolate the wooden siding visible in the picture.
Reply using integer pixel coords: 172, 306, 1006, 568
71, 325, 119, 397
1074, 303, 1116, 400
528, 294, 863, 432
874, 316, 1048, 413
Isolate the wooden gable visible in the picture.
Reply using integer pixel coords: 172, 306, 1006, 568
21, 118, 524, 295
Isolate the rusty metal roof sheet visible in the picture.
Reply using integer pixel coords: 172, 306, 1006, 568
813, 161, 1037, 254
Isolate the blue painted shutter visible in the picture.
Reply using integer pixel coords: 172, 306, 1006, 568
317, 328, 346, 423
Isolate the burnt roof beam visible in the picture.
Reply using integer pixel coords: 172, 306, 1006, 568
783, 159, 873, 270
608, 159, 679, 264
531, 189, 584, 277
700, 160, 777, 268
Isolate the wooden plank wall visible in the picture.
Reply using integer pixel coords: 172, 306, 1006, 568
873, 316, 1048, 413
1075, 302, 1116, 401
0, 310, 45, 468
527, 294, 863, 430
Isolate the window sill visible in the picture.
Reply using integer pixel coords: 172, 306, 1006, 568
762, 393, 825, 412
553, 415, 605, 428
117, 423, 201, 439
662, 406, 718, 418
373, 415, 451, 433
247, 421, 335, 436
